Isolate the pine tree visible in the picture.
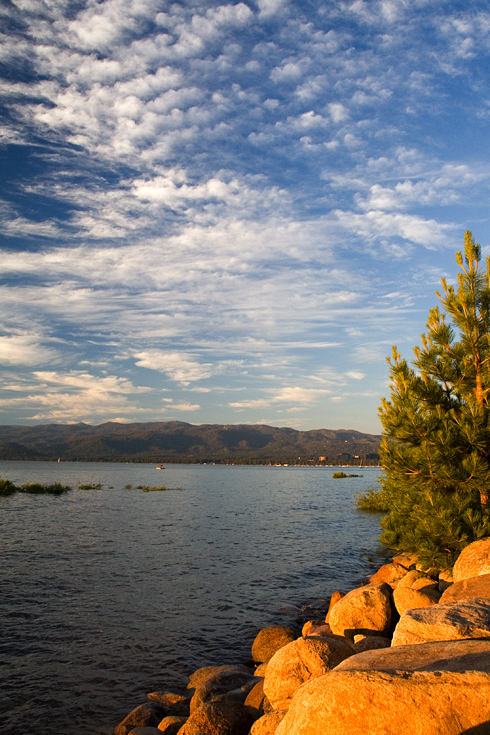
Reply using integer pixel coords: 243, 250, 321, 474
376, 231, 490, 572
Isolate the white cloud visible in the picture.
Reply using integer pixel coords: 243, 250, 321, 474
257, 0, 288, 18
0, 335, 59, 366
0, 369, 152, 421
134, 351, 213, 385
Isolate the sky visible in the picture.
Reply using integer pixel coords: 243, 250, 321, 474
1, 0, 490, 433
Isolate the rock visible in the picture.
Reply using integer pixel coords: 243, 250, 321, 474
250, 710, 287, 735
181, 699, 254, 735
157, 716, 187, 734
410, 576, 440, 593
453, 537, 490, 582
328, 583, 393, 640
276, 639, 490, 735
391, 598, 490, 646
325, 591, 344, 622
190, 671, 261, 712
263, 635, 353, 711
392, 586, 439, 616
438, 569, 453, 592
129, 729, 162, 735
392, 553, 417, 569
187, 664, 251, 690
244, 680, 272, 716
115, 702, 167, 735
251, 626, 298, 663
351, 635, 391, 654
254, 663, 268, 677
301, 620, 326, 636
368, 562, 407, 588
147, 693, 189, 716
440, 572, 490, 603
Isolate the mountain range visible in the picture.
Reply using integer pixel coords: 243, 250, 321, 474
0, 422, 381, 464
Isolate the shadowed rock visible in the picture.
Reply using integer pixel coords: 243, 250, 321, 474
115, 702, 166, 735
180, 699, 254, 735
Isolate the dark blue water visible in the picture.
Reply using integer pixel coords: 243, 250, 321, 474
0, 462, 386, 735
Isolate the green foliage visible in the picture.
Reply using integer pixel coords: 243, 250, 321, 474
77, 482, 103, 490
356, 484, 391, 513
138, 485, 183, 492
377, 232, 490, 572
333, 471, 362, 478
19, 482, 71, 495
0, 478, 18, 496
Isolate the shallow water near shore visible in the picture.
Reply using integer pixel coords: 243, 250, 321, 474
0, 462, 386, 735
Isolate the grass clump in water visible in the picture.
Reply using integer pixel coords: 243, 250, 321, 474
356, 484, 391, 513
0, 478, 19, 496
333, 471, 362, 478
19, 482, 71, 495
137, 485, 183, 492
77, 482, 103, 490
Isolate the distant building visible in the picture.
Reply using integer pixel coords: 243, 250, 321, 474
338, 452, 351, 461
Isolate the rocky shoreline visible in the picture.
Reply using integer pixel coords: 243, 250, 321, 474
115, 537, 490, 735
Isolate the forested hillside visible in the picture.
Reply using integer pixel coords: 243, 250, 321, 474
0, 422, 381, 464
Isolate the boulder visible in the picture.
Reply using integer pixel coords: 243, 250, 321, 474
147, 693, 189, 716
129, 729, 162, 735
187, 664, 251, 690
181, 699, 254, 735
396, 569, 425, 588
328, 583, 393, 640
369, 562, 407, 588
263, 635, 353, 710
325, 591, 344, 622
410, 576, 440, 594
453, 537, 490, 582
254, 663, 268, 677
351, 635, 391, 654
301, 620, 326, 637
440, 572, 490, 603
244, 679, 272, 716
190, 670, 260, 712
251, 626, 298, 663
392, 553, 417, 569
438, 569, 453, 592
250, 710, 287, 735
276, 639, 490, 735
157, 716, 187, 734
115, 702, 167, 735
392, 586, 439, 617
391, 598, 490, 646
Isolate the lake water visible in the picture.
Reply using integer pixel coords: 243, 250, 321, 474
0, 462, 386, 735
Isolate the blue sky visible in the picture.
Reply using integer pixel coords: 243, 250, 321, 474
1, 0, 490, 432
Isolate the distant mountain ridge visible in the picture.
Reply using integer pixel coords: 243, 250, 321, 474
0, 421, 381, 464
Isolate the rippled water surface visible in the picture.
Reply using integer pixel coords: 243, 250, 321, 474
0, 462, 386, 735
